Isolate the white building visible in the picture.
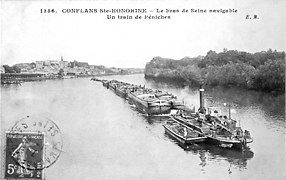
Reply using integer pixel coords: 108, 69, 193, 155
0, 66, 5, 73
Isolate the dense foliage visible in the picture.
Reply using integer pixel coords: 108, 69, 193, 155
3, 65, 21, 73
144, 49, 285, 92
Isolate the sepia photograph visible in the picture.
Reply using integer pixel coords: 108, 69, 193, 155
0, 0, 285, 179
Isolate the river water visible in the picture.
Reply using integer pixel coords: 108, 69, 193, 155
1, 74, 285, 180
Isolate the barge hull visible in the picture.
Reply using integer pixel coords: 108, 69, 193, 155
128, 93, 171, 115
206, 136, 244, 150
163, 125, 206, 144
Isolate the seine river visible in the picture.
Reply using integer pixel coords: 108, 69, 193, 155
1, 74, 285, 180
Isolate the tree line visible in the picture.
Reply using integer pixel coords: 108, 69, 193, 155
2, 65, 21, 73
144, 49, 285, 92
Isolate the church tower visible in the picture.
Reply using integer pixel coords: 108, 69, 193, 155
60, 56, 64, 69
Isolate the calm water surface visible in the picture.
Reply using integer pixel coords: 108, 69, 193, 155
1, 74, 285, 180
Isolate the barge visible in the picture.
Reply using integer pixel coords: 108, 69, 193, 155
128, 91, 172, 115
163, 120, 206, 144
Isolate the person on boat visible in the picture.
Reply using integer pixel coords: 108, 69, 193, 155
199, 113, 205, 122
236, 129, 243, 138
205, 114, 211, 122
223, 121, 228, 126
210, 110, 218, 117
211, 130, 216, 137
244, 130, 250, 138
183, 127, 187, 137
216, 126, 222, 135
176, 110, 183, 116
213, 110, 219, 117
211, 119, 215, 126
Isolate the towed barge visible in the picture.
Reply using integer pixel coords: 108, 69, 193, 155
171, 112, 253, 150
94, 79, 253, 150
128, 91, 172, 115
98, 79, 177, 116
168, 85, 253, 150
154, 91, 185, 110
115, 86, 129, 100
205, 115, 253, 150
163, 120, 206, 144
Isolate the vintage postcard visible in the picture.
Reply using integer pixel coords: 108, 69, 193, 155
1, 0, 285, 179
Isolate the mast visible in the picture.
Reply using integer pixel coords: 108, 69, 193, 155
224, 103, 232, 119
198, 85, 206, 114
228, 104, 231, 119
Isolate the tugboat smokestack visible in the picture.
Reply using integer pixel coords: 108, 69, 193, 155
198, 85, 206, 114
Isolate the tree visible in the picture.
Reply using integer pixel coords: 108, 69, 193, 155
12, 65, 21, 73
58, 68, 64, 76
254, 58, 285, 91
3, 65, 15, 73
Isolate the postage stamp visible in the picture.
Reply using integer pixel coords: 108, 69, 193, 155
11, 116, 63, 169
3, 116, 63, 180
5, 132, 44, 180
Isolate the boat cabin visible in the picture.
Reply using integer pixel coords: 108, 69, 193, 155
207, 107, 238, 130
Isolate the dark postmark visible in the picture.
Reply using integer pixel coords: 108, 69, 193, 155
4, 116, 63, 179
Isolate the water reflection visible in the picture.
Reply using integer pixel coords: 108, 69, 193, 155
164, 132, 254, 171
143, 77, 285, 121
144, 77, 186, 89
1, 84, 22, 90
144, 116, 170, 124
2, 75, 285, 179
142, 110, 255, 172
205, 86, 285, 120
114, 75, 284, 179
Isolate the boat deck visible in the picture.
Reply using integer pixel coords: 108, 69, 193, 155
163, 122, 206, 144
172, 115, 212, 135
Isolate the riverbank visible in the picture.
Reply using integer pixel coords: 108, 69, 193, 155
144, 50, 285, 93
1, 72, 144, 85
144, 75, 284, 95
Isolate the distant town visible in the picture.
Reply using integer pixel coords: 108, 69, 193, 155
0, 57, 144, 84
0, 57, 143, 76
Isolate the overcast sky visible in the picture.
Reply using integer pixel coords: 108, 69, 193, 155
1, 0, 285, 68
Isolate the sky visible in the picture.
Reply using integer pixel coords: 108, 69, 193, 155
1, 0, 285, 68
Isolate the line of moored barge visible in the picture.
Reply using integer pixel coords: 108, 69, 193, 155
92, 78, 253, 151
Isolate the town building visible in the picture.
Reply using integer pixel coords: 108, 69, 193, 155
0, 66, 5, 73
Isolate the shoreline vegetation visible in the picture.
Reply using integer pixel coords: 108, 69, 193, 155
144, 49, 285, 93
1, 72, 144, 85
1, 59, 144, 84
